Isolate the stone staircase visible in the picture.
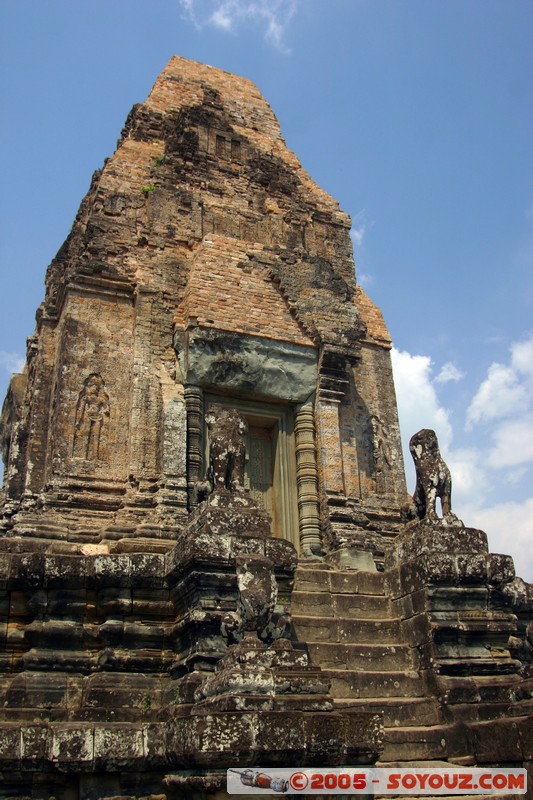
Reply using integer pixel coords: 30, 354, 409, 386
291, 564, 449, 763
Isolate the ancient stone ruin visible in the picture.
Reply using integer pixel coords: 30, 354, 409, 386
0, 56, 531, 799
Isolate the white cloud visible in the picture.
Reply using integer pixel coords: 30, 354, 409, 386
466, 362, 528, 428
357, 272, 374, 287
510, 335, 533, 383
445, 447, 489, 507
350, 225, 365, 249
350, 209, 373, 250
466, 334, 533, 429
179, 0, 298, 50
464, 498, 533, 583
0, 351, 24, 376
352, 210, 375, 287
486, 415, 533, 468
465, 334, 533, 471
391, 347, 453, 457
504, 467, 527, 485
435, 361, 464, 384
392, 348, 494, 529
210, 6, 233, 30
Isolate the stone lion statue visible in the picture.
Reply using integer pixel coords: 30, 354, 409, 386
409, 428, 456, 522
204, 406, 248, 493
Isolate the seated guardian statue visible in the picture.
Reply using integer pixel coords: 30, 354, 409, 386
409, 428, 459, 523
204, 406, 248, 493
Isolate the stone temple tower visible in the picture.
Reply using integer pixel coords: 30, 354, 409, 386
1, 56, 406, 559
0, 57, 531, 798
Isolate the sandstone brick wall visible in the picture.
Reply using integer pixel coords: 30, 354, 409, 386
355, 285, 392, 348
175, 234, 314, 346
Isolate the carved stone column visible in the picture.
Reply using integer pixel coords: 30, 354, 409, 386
316, 347, 378, 567
128, 286, 158, 481
294, 399, 321, 557
185, 385, 204, 510
316, 349, 348, 498
158, 367, 188, 516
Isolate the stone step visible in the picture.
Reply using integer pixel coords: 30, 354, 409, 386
435, 673, 522, 705
334, 696, 441, 727
467, 715, 532, 763
307, 641, 415, 671
435, 657, 521, 677
443, 701, 516, 724
509, 698, 533, 716
292, 614, 402, 644
291, 590, 392, 619
294, 567, 386, 596
322, 669, 425, 699
381, 725, 451, 762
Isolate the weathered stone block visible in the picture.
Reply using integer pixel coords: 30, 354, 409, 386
517, 714, 533, 759
264, 537, 298, 570
8, 672, 69, 710
171, 713, 255, 767
388, 524, 489, 568
333, 591, 391, 618
93, 724, 145, 769
401, 612, 432, 647
487, 553, 515, 585
457, 553, 488, 583
44, 554, 87, 587
10, 553, 44, 589
129, 552, 167, 587
428, 586, 489, 611
46, 588, 87, 617
0, 554, 11, 589
51, 724, 95, 768
382, 724, 450, 762
20, 724, 51, 769
98, 586, 133, 616
470, 718, 522, 763
142, 722, 168, 769
291, 616, 337, 643
291, 590, 333, 617
423, 554, 460, 584
86, 554, 132, 588
131, 589, 172, 618
0, 724, 21, 768
293, 567, 330, 593
184, 329, 318, 403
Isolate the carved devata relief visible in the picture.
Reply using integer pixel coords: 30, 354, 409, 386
72, 373, 110, 461
370, 414, 392, 493
371, 415, 392, 468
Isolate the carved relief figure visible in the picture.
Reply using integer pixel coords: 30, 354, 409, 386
409, 428, 454, 521
72, 373, 110, 460
204, 406, 248, 492
370, 415, 392, 470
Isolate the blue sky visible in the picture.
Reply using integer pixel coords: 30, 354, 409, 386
1, 0, 532, 579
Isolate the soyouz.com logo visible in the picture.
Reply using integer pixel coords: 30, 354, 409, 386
227, 767, 527, 794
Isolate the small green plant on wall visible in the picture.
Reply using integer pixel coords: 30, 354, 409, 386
141, 184, 156, 195
153, 156, 167, 166
142, 694, 152, 711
